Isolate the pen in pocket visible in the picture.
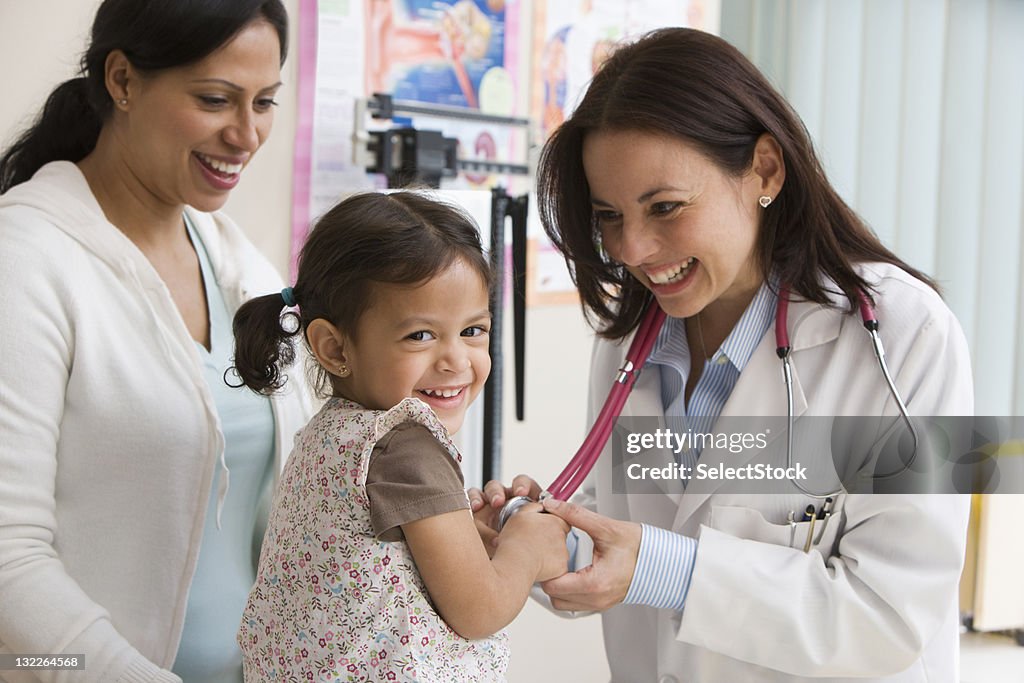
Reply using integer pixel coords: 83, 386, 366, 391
801, 504, 817, 552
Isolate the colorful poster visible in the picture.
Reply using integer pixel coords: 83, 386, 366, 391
365, 0, 512, 111
531, 0, 715, 141
292, 0, 716, 293
362, 0, 526, 193
293, 1, 528, 274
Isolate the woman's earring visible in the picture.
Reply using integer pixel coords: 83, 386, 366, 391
758, 195, 772, 208
337, 363, 351, 377
117, 98, 128, 106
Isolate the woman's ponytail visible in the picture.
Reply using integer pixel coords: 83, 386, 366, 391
229, 292, 303, 395
0, 77, 105, 193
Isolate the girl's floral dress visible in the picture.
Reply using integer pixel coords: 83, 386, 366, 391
238, 397, 509, 682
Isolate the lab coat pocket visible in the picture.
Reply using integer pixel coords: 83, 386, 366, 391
708, 504, 842, 556
708, 505, 793, 546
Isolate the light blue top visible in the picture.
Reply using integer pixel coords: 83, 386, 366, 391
621, 281, 777, 610
172, 218, 275, 683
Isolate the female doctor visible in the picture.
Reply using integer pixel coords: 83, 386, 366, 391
472, 28, 973, 681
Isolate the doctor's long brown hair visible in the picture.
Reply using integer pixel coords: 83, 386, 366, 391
536, 27, 936, 340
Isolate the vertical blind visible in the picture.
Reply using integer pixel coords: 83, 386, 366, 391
720, 0, 1024, 415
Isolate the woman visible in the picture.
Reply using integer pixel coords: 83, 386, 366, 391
472, 28, 972, 681
0, 2, 311, 681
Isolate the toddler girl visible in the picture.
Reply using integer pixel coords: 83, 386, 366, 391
231, 191, 568, 682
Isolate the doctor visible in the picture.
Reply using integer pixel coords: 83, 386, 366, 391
472, 28, 972, 681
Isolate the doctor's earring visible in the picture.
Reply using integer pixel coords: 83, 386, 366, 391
758, 195, 773, 208
336, 363, 351, 378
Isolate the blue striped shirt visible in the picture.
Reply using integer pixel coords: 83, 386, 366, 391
621, 281, 777, 610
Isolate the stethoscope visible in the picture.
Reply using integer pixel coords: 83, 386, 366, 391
498, 286, 919, 528
776, 285, 918, 498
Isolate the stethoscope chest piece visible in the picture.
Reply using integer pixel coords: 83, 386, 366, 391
497, 495, 534, 530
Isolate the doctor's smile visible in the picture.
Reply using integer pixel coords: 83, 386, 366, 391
644, 256, 698, 286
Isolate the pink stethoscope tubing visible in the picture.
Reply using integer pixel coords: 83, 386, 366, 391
497, 284, 918, 527
545, 300, 668, 501
496, 300, 665, 530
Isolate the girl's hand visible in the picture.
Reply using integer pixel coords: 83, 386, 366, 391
469, 475, 545, 555
468, 474, 543, 519
498, 502, 570, 582
403, 499, 566, 639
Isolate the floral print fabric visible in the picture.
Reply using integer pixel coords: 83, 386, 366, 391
239, 397, 509, 682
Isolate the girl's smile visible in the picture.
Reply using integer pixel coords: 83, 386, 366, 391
338, 257, 491, 434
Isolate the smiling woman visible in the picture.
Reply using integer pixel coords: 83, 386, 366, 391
0, 2, 313, 683
87, 22, 284, 211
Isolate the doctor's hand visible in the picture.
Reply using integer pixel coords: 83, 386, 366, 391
538, 497, 642, 612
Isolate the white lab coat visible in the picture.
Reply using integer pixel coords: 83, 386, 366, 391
572, 263, 973, 682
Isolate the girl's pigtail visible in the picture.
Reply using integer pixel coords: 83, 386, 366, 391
228, 292, 302, 395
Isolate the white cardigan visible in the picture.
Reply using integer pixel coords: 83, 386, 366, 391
0, 162, 311, 682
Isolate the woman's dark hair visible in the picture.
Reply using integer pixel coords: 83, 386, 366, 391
537, 27, 936, 340
231, 191, 493, 396
0, 0, 288, 193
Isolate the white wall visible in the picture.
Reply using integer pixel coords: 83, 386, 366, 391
498, 304, 609, 681
1, 2, 97, 141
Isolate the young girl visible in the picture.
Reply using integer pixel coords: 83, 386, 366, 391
231, 191, 568, 682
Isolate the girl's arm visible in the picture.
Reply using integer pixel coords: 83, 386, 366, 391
403, 503, 568, 640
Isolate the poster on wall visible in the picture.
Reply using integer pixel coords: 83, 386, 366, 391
363, 0, 527, 194
291, 0, 372, 277
365, 0, 513, 111
292, 0, 528, 276
531, 0, 717, 141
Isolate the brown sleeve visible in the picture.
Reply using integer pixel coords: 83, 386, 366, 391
365, 421, 469, 542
